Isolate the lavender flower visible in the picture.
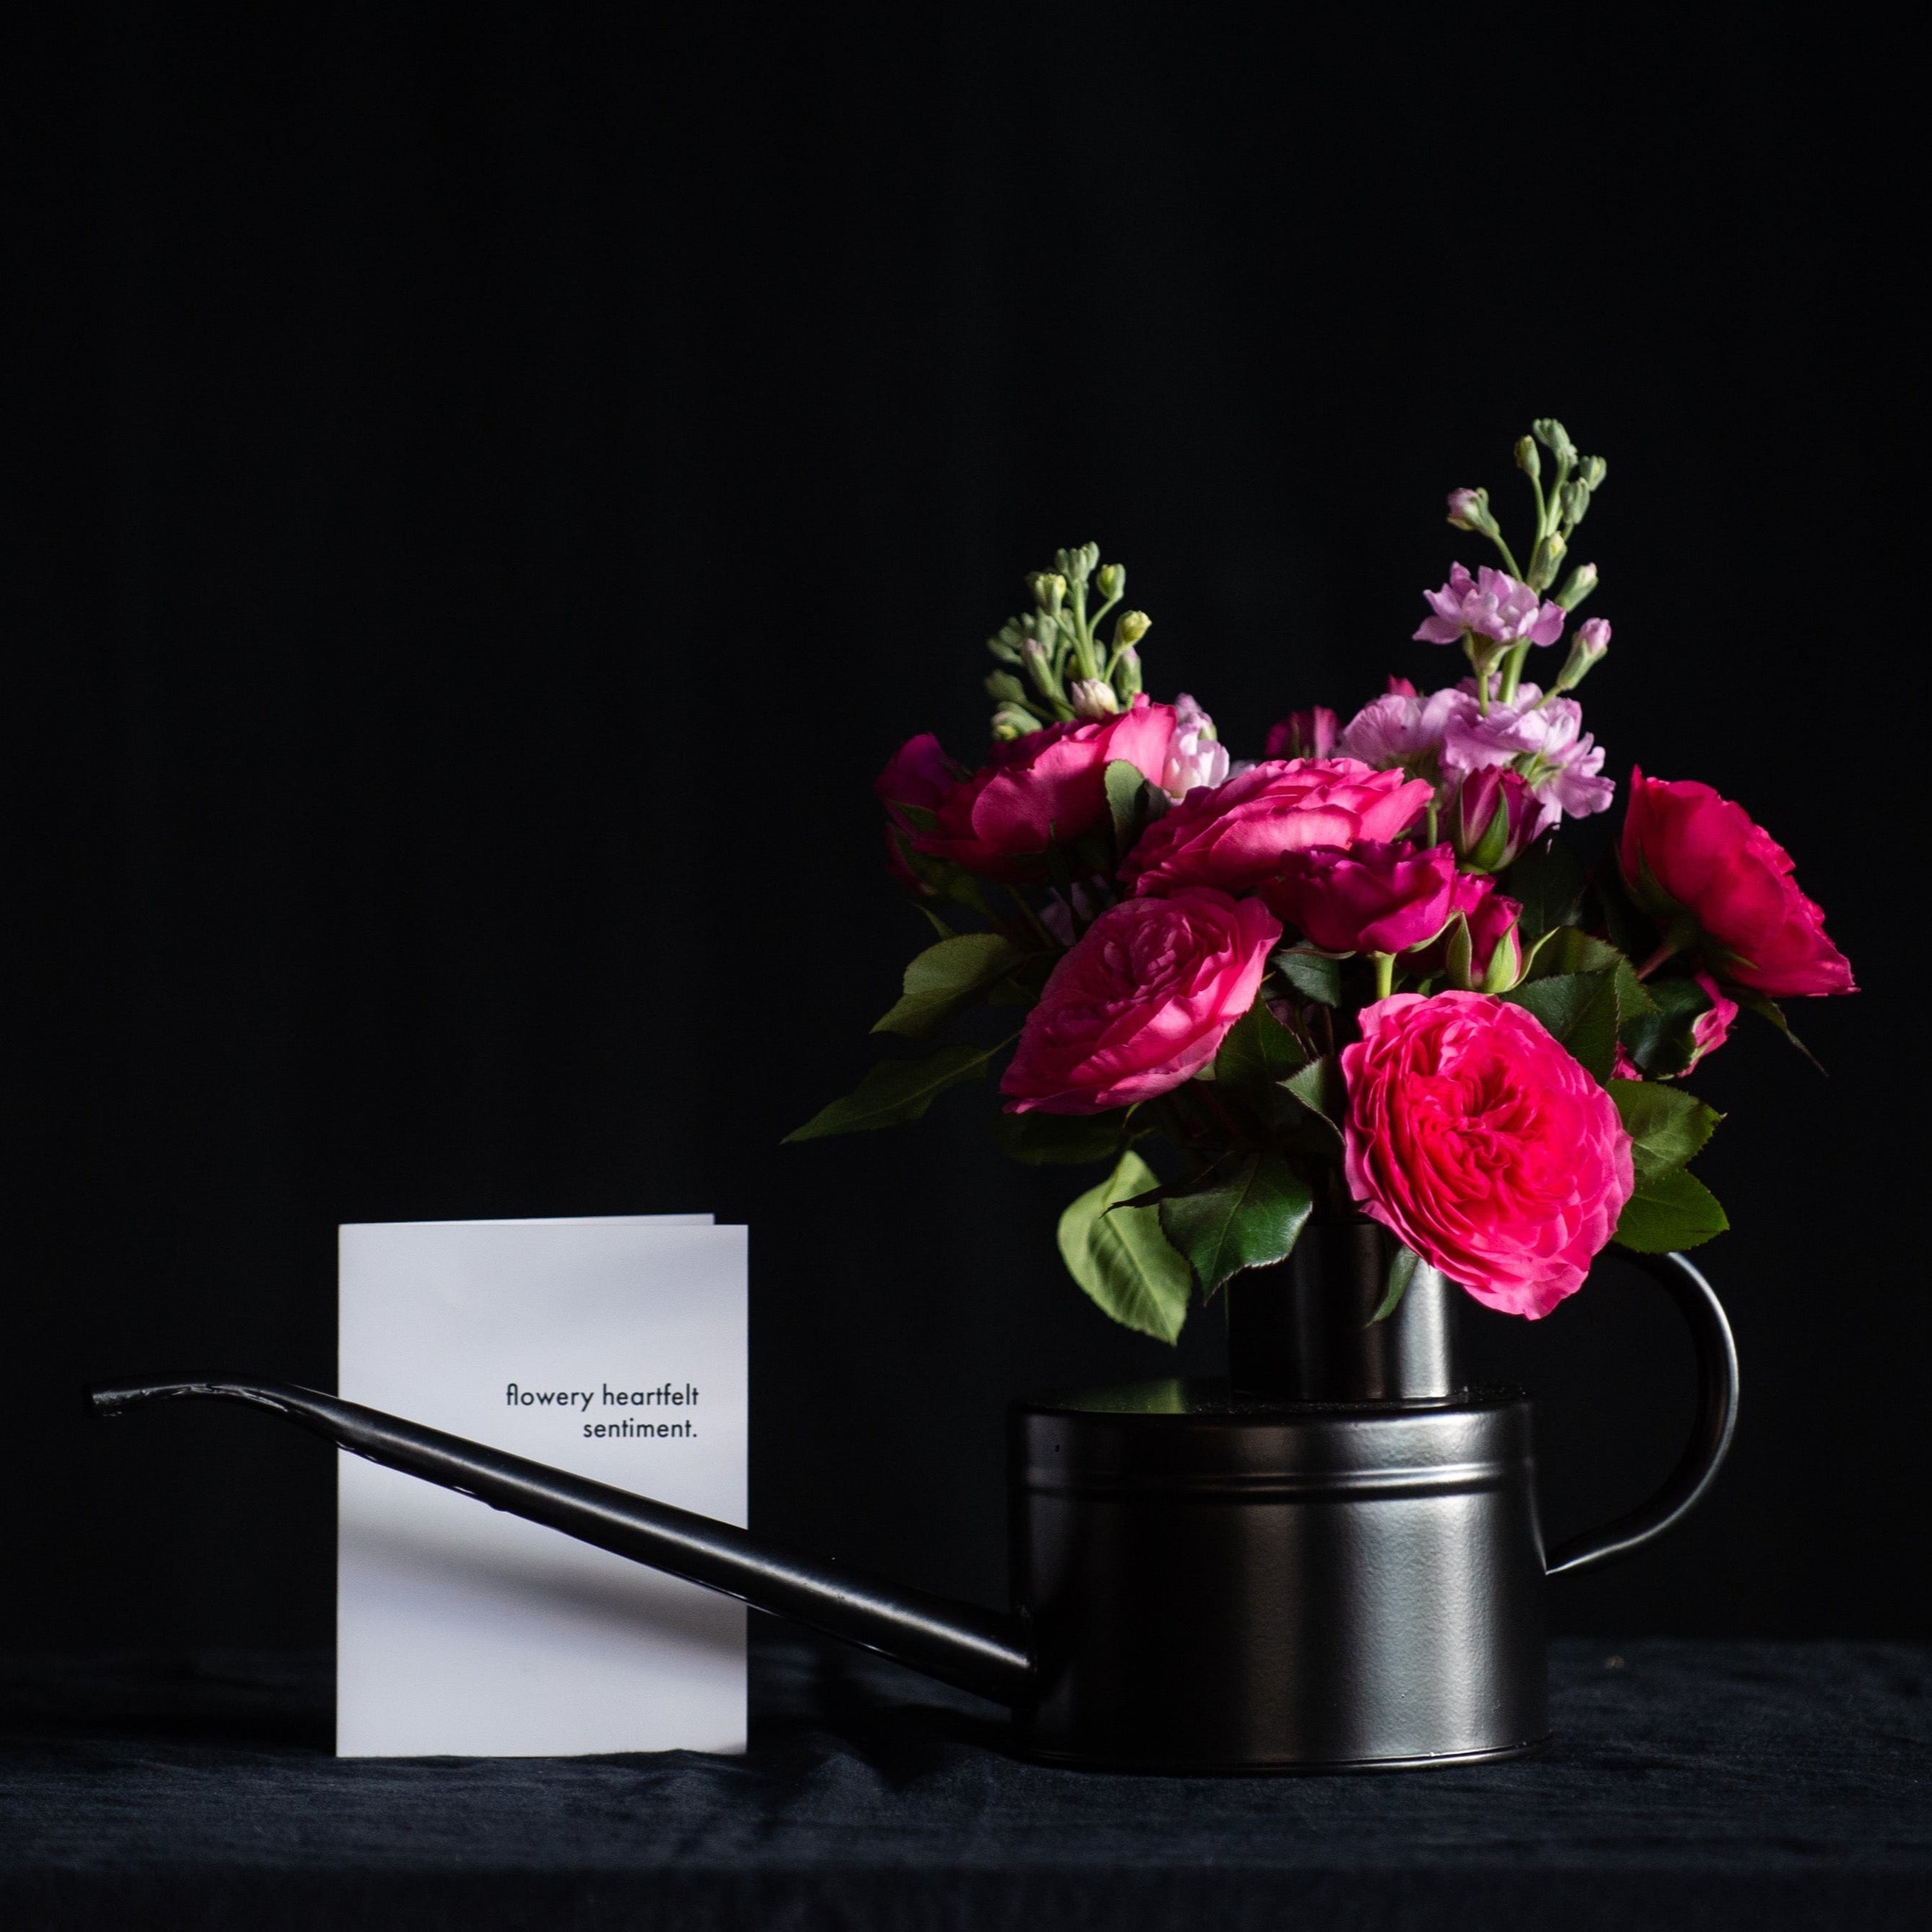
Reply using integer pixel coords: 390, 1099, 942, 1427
1440, 681, 1613, 834
1414, 563, 1566, 650
1339, 686, 1476, 772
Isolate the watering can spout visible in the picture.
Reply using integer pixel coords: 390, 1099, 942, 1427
88, 1376, 1033, 1707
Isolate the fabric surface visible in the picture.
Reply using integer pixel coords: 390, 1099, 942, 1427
2, 1629, 1928, 1930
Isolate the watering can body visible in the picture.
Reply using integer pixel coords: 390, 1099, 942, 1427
91, 1229, 1735, 1774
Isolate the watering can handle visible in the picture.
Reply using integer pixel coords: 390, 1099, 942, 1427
1543, 1249, 1740, 1579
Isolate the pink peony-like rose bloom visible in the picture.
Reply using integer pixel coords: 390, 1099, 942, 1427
1001, 889, 1281, 1115
1415, 563, 1566, 649
917, 697, 1176, 881
1342, 993, 1635, 1318
1618, 769, 1855, 997
1264, 841, 1460, 955
1122, 757, 1431, 898
875, 732, 961, 889
1264, 707, 1339, 762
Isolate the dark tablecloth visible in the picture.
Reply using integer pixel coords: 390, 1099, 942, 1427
2, 1629, 1928, 1929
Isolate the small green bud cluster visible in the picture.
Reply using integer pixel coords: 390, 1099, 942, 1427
984, 543, 1150, 739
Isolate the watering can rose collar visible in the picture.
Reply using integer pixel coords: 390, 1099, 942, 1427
790, 428, 1854, 1340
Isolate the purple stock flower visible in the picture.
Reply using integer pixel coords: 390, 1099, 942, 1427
1161, 692, 1230, 800
1339, 686, 1476, 771
1440, 681, 1614, 835
1415, 564, 1566, 650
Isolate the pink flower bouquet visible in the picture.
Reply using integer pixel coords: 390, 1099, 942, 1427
790, 421, 1855, 1340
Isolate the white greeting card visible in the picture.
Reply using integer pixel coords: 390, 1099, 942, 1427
337, 1213, 747, 1757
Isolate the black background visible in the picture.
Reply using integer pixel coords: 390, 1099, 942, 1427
7, 7, 1920, 1650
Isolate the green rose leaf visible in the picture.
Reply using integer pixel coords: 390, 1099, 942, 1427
1213, 1000, 1310, 1087
872, 933, 1026, 1038
991, 1109, 1126, 1166
1501, 836, 1586, 944
1525, 926, 1659, 1021
1733, 986, 1826, 1072
1105, 759, 1157, 864
1504, 969, 1620, 1083
1283, 1054, 1345, 1123
1368, 1242, 1420, 1324
1607, 1078, 1722, 1183
783, 1040, 1006, 1142
1274, 947, 1344, 1006
1613, 1166, 1730, 1253
1157, 1150, 1315, 1300
1058, 1150, 1194, 1342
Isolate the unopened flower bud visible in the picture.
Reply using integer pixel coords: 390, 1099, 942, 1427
1095, 562, 1126, 602
1029, 571, 1066, 616
1514, 436, 1540, 481
1553, 561, 1599, 612
1478, 918, 1524, 994
1446, 487, 1496, 534
1552, 616, 1611, 695
1532, 418, 1577, 465
1114, 646, 1144, 698
1452, 767, 1538, 873
987, 618, 1027, 664
1115, 608, 1152, 646
1558, 479, 1592, 530
985, 670, 1029, 706
1021, 636, 1066, 705
1263, 706, 1338, 761
1527, 529, 1567, 592
1069, 678, 1121, 720
1054, 543, 1099, 587
991, 703, 1042, 741
1579, 455, 1607, 491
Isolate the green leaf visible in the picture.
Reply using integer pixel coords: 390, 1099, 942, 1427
1274, 947, 1344, 1006
871, 933, 1025, 1038
1501, 836, 1586, 943
991, 1109, 1126, 1166
1733, 986, 1826, 1072
1613, 1166, 1730, 1252
1607, 1079, 1722, 1183
1284, 1055, 1344, 1121
1213, 1001, 1310, 1088
784, 1041, 1004, 1142
1618, 974, 1717, 1077
1104, 759, 1155, 863
1157, 1150, 1315, 1299
1504, 969, 1620, 1082
1526, 927, 1659, 1020
914, 902, 957, 942
1057, 1151, 1194, 1342
1368, 1243, 1420, 1324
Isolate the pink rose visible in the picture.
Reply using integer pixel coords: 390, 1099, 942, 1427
1122, 757, 1431, 898
915, 698, 1176, 881
875, 732, 961, 889
1618, 769, 1855, 997
1342, 993, 1636, 1318
1001, 889, 1281, 1114
1263, 841, 1459, 955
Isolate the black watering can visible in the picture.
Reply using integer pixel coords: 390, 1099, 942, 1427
92, 1225, 1736, 1773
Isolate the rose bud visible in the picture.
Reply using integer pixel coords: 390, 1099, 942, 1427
1263, 707, 1339, 762
1262, 841, 1460, 956
1452, 767, 1538, 873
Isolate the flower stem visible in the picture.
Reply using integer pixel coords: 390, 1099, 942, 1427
1373, 952, 1396, 1000
1634, 940, 1678, 981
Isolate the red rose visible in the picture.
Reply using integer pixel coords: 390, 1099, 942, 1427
1618, 769, 1854, 997
918, 698, 1176, 881
1262, 841, 1459, 954
1001, 889, 1281, 1114
1342, 993, 1635, 1319
1122, 756, 1431, 899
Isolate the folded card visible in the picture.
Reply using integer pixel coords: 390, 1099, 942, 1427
337, 1213, 747, 1757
